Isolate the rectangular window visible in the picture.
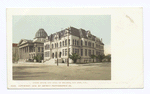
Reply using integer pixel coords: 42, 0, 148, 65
75, 40, 76, 45
69, 48, 70, 54
38, 47, 40, 52
42, 47, 43, 52
88, 42, 91, 47
65, 49, 67, 56
93, 50, 94, 55
52, 44, 53, 48
81, 40, 83, 46
55, 43, 56, 48
75, 49, 77, 53
55, 52, 57, 58
85, 49, 87, 56
63, 41, 65, 46
65, 39, 67, 46
93, 43, 94, 47
45, 52, 49, 57
63, 49, 64, 56
85, 41, 87, 46
89, 50, 91, 56
73, 48, 74, 53
81, 49, 83, 56
77, 41, 78, 46
73, 40, 74, 45
69, 39, 70, 45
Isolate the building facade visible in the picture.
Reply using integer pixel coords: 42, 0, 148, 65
18, 29, 48, 62
44, 26, 104, 63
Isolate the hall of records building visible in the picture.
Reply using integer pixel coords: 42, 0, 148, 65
18, 28, 48, 62
44, 26, 104, 63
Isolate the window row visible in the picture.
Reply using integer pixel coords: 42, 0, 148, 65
62, 48, 70, 56
29, 47, 35, 52
96, 44, 101, 48
38, 47, 43, 52
72, 49, 96, 56
21, 47, 29, 53
52, 39, 70, 48
72, 40, 95, 48
81, 49, 96, 56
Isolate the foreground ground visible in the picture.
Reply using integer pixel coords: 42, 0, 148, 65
13, 62, 111, 80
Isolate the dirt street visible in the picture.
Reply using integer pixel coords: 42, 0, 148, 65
13, 62, 111, 80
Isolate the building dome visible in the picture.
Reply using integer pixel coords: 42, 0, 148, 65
35, 28, 48, 38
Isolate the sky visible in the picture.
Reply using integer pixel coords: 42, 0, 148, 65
13, 15, 111, 54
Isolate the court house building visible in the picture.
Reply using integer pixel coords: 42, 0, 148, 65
18, 29, 48, 62
44, 26, 104, 63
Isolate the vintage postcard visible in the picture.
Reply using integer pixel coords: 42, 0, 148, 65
7, 8, 143, 88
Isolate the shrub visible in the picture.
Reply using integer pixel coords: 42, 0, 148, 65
90, 55, 96, 62
34, 54, 43, 62
69, 53, 81, 63
96, 54, 105, 62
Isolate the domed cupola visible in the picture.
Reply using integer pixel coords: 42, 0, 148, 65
35, 28, 48, 38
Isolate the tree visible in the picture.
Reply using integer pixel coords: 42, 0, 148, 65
12, 53, 19, 63
69, 53, 81, 63
105, 54, 111, 62
34, 54, 43, 62
90, 55, 96, 62
97, 54, 105, 62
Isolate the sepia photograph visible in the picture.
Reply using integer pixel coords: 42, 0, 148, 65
7, 8, 143, 89
12, 15, 111, 80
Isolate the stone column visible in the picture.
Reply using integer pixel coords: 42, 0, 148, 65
21, 48, 22, 59
35, 44, 37, 56
23, 47, 24, 59
28, 46, 29, 59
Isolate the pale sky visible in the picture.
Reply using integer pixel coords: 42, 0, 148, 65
13, 15, 111, 54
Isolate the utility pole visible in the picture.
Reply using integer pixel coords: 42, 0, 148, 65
67, 28, 69, 67
56, 34, 58, 66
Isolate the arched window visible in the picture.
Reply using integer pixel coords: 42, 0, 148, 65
63, 41, 64, 46
73, 39, 74, 45
52, 44, 53, 48
52, 53, 54, 58
68, 39, 70, 45
81, 40, 83, 46
59, 52, 61, 58
65, 39, 67, 46
60, 42, 61, 47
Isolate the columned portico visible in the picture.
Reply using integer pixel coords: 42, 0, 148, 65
18, 28, 48, 62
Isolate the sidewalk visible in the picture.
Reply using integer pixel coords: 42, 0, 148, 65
13, 62, 78, 66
